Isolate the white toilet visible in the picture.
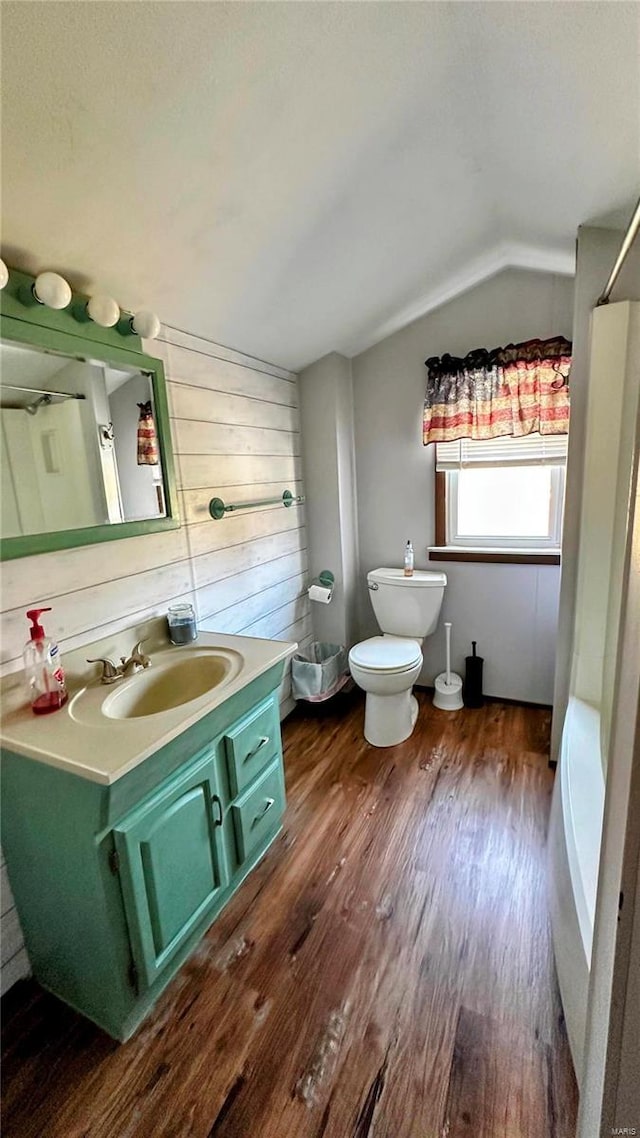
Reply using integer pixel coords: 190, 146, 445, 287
349, 567, 447, 747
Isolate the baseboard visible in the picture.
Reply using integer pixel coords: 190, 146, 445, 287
414, 684, 552, 711
484, 693, 552, 710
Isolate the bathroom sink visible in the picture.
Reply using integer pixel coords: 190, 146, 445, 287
105, 649, 242, 719
70, 646, 244, 724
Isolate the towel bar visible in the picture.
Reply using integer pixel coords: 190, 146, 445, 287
209, 488, 305, 520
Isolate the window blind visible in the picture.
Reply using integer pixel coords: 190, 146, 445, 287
435, 432, 568, 471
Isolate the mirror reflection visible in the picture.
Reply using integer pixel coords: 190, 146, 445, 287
1, 339, 167, 538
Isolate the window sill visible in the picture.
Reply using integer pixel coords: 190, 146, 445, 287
428, 547, 561, 566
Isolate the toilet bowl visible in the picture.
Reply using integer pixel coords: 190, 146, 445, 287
349, 568, 446, 747
349, 636, 423, 746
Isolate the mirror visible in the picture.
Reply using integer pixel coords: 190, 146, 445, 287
0, 273, 178, 560
1, 341, 167, 535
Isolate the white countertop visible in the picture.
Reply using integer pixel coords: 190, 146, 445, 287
0, 632, 296, 786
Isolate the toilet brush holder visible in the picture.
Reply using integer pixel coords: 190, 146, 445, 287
433, 672, 464, 710
463, 640, 484, 708
432, 620, 464, 710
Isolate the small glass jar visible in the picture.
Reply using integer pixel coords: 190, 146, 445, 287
167, 603, 198, 645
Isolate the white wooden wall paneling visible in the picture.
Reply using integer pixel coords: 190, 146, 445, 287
186, 506, 306, 559
0, 529, 190, 617
2, 591, 199, 681
1, 561, 195, 669
241, 595, 311, 640
0, 843, 29, 993
192, 528, 306, 591
0, 949, 30, 995
200, 572, 309, 636
1, 863, 16, 917
1, 907, 24, 966
197, 551, 308, 624
178, 453, 302, 491
164, 340, 296, 394
170, 384, 300, 433
276, 615, 313, 649
173, 420, 300, 458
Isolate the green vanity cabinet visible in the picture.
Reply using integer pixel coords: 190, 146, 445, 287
0, 664, 287, 1041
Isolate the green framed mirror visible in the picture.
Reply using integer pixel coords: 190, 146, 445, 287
0, 270, 179, 561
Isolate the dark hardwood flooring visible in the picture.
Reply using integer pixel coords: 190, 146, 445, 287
1, 691, 578, 1137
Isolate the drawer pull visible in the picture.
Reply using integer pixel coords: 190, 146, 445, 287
244, 735, 270, 763
211, 795, 223, 827
251, 797, 275, 827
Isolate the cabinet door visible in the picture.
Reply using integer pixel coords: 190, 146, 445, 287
114, 747, 228, 988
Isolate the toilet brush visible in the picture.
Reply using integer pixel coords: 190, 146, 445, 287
433, 622, 464, 710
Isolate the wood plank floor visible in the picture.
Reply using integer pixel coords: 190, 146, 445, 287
1, 691, 578, 1137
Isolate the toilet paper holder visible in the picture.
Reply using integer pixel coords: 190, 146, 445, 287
308, 570, 335, 605
313, 570, 335, 589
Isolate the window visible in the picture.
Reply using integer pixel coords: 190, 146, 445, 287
431, 433, 567, 564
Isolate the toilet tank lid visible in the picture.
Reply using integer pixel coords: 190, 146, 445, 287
368, 567, 447, 587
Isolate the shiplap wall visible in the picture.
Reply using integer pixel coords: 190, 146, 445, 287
0, 326, 311, 993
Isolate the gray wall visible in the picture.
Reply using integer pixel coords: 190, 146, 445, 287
299, 352, 359, 647
351, 268, 575, 703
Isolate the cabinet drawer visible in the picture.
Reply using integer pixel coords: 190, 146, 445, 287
231, 760, 285, 864
224, 698, 280, 796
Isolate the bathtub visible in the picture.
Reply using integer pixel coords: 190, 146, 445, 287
547, 696, 605, 1082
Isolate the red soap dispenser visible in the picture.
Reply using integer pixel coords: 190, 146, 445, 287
23, 607, 68, 715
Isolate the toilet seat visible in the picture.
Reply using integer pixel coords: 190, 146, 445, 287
349, 636, 422, 673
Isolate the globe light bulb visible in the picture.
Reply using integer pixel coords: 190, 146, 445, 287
0, 259, 8, 290
33, 271, 72, 309
87, 294, 120, 328
131, 309, 161, 339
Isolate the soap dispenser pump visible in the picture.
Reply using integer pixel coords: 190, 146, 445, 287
23, 607, 68, 715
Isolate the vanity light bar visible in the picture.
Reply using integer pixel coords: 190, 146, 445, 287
33, 271, 72, 310
0, 263, 161, 339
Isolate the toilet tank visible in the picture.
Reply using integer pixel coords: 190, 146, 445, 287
367, 567, 446, 637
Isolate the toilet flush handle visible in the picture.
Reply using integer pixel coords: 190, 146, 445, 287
368, 581, 379, 591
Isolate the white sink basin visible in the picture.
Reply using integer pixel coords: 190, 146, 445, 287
70, 646, 244, 725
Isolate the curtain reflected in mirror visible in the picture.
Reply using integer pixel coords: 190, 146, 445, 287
0, 339, 167, 539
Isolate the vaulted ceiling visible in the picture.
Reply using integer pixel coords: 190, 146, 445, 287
2, 2, 638, 369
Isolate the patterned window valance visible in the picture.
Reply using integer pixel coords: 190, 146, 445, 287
423, 336, 572, 445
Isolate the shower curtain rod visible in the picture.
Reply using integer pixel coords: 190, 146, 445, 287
1, 384, 86, 401
597, 195, 640, 307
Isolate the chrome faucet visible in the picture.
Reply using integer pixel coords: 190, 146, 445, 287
87, 642, 151, 684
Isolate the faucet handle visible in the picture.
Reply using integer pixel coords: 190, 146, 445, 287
117, 642, 152, 677
131, 641, 151, 668
87, 657, 121, 684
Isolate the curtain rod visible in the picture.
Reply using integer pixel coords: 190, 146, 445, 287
597, 195, 640, 307
1, 383, 85, 401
